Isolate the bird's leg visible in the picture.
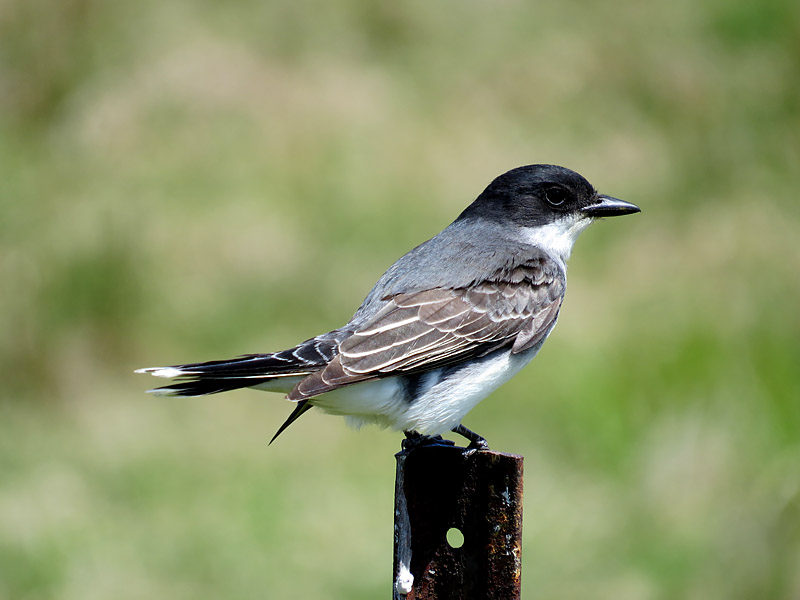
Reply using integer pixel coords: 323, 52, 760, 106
451, 424, 490, 451
402, 430, 455, 451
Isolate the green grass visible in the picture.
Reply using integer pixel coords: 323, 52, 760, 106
2, 0, 799, 598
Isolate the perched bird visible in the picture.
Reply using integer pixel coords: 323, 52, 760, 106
137, 164, 639, 448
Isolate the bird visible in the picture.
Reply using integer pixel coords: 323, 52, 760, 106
137, 164, 640, 449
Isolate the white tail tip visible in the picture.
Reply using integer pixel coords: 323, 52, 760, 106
145, 387, 183, 396
135, 367, 192, 379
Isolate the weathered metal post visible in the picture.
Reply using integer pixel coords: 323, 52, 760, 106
393, 445, 524, 599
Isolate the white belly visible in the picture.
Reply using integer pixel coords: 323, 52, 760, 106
309, 346, 540, 436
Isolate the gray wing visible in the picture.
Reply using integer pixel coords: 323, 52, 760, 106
289, 255, 565, 400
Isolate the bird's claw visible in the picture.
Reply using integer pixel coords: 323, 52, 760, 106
401, 431, 455, 451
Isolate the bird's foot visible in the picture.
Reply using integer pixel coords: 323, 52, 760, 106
452, 424, 490, 452
401, 430, 455, 451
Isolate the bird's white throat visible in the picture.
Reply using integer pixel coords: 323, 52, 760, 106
518, 214, 593, 265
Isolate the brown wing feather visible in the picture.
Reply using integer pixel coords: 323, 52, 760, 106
289, 256, 564, 400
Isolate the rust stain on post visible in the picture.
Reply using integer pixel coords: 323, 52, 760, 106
393, 446, 524, 599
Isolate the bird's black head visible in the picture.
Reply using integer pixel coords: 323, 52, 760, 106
457, 164, 639, 226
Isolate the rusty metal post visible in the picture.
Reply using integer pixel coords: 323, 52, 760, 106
393, 445, 524, 599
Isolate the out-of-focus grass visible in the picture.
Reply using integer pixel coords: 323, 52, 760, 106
2, 0, 799, 598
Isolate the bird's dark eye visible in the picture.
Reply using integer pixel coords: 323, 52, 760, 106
544, 185, 568, 206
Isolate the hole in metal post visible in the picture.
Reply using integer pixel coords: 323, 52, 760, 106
446, 527, 464, 548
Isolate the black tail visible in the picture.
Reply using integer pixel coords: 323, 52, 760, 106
135, 353, 315, 397
142, 374, 267, 397
135, 332, 346, 397
136, 333, 350, 442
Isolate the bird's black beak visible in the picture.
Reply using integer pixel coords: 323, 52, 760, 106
582, 195, 641, 217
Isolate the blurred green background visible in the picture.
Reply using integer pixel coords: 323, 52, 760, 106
2, 0, 799, 598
